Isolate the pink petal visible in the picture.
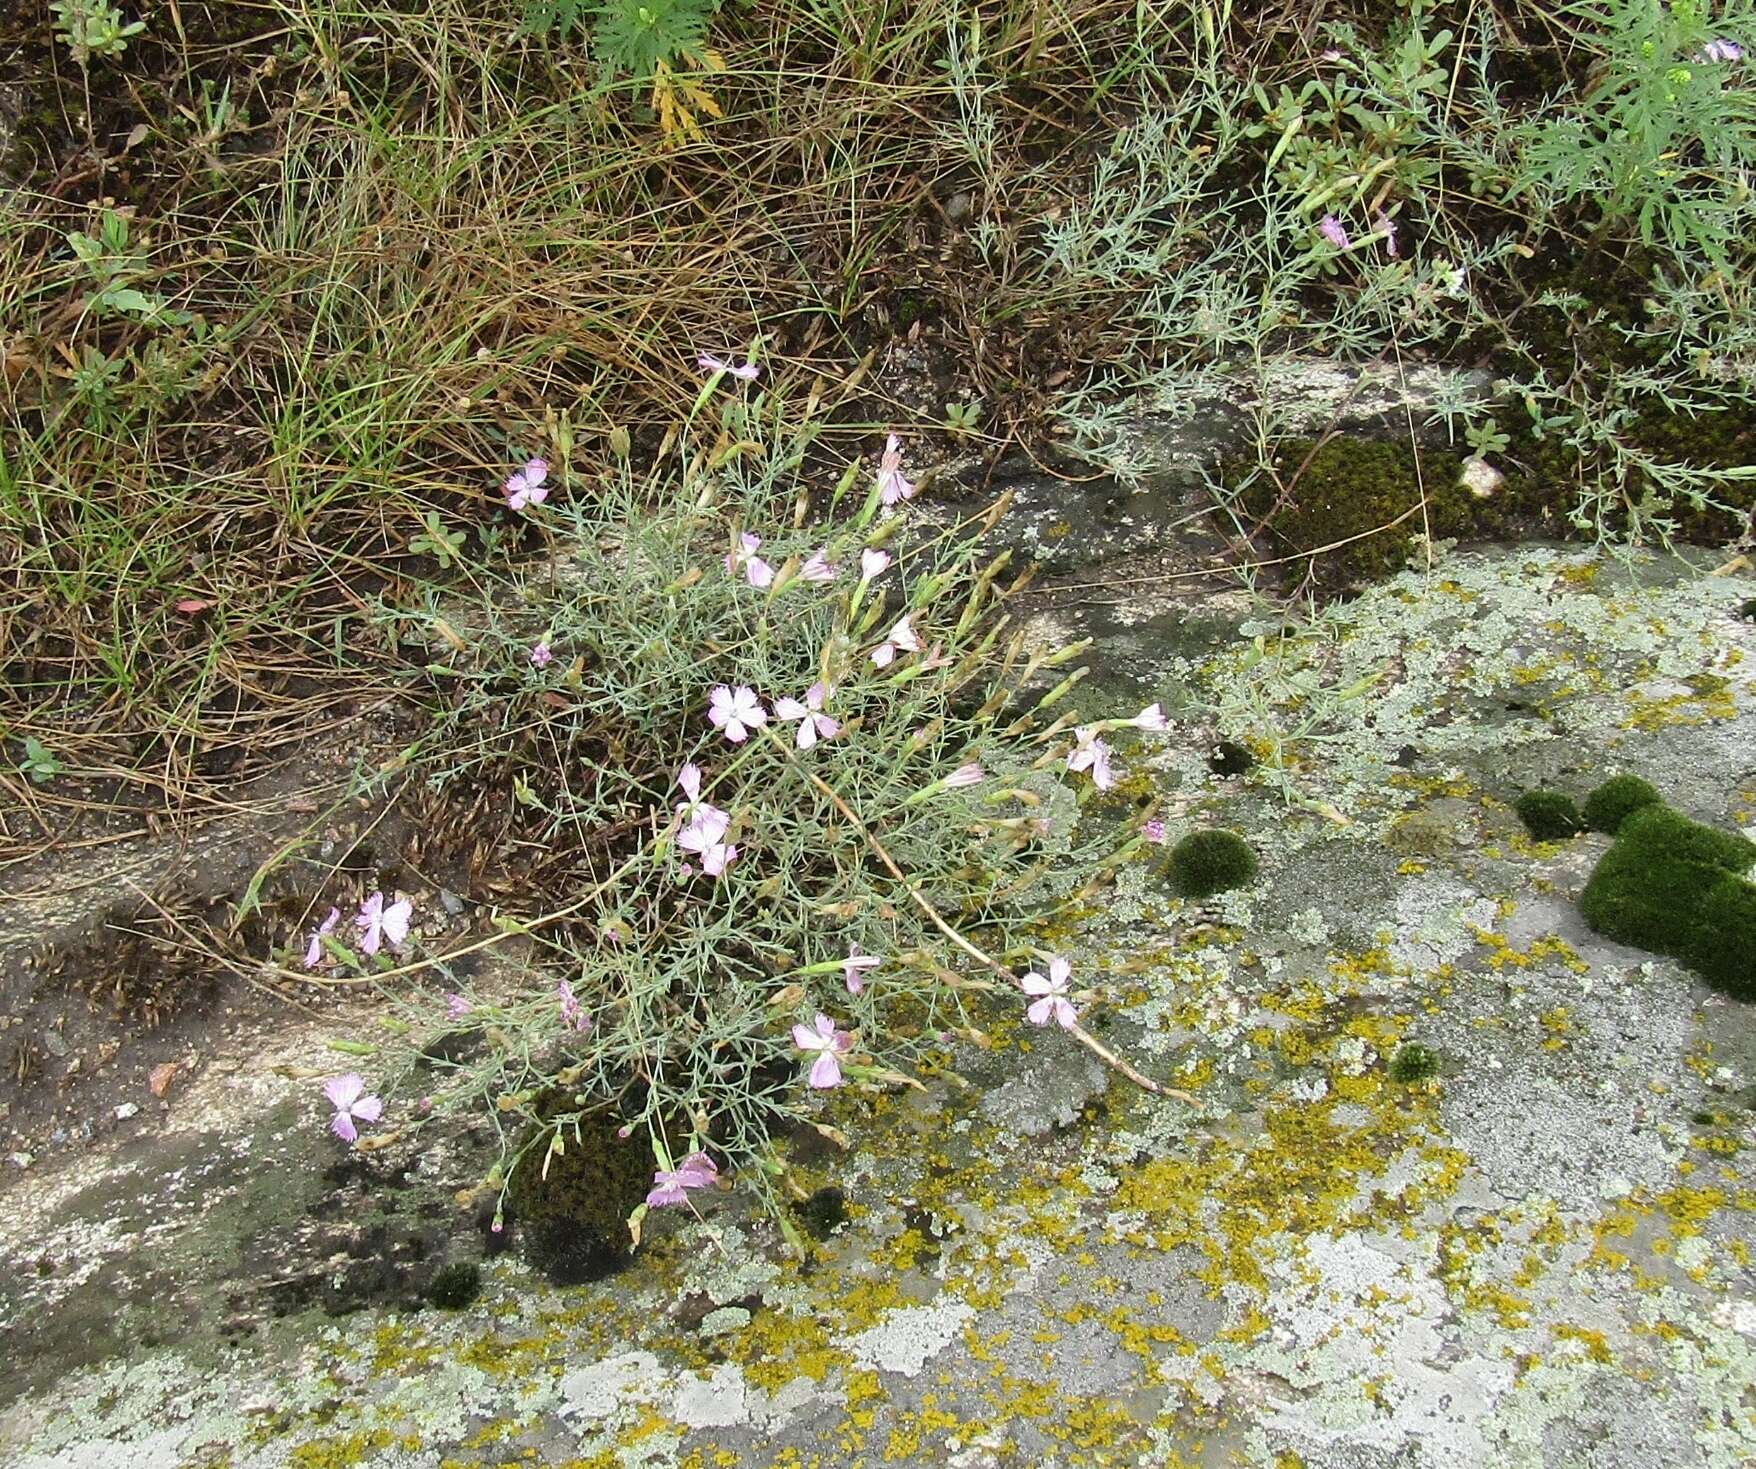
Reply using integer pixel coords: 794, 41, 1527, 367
1020, 972, 1052, 997
304, 933, 324, 968
1051, 996, 1078, 1029
352, 1095, 384, 1124
775, 697, 808, 720
380, 900, 412, 948
871, 642, 896, 668
675, 1151, 719, 1187
324, 1074, 364, 1109
647, 1180, 689, 1208
1026, 996, 1055, 1026
1048, 956, 1071, 986
330, 1111, 359, 1143
792, 1022, 822, 1051
677, 763, 702, 802
808, 1051, 843, 1088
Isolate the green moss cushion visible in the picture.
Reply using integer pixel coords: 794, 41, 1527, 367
1582, 774, 1663, 835
1580, 803, 1756, 1000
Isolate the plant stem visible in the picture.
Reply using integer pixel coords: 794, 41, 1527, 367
766, 728, 1195, 1103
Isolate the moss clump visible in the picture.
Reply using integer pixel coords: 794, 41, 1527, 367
1236, 436, 1471, 593
1579, 802, 1756, 1001
505, 1105, 653, 1284
794, 1185, 848, 1241
1169, 829, 1258, 897
1582, 774, 1662, 834
1514, 789, 1584, 841
1388, 1042, 1441, 1084
1737, 598, 1756, 623
426, 1261, 482, 1310
1208, 740, 1255, 778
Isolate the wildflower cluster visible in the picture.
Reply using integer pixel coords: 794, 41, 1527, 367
322, 374, 1176, 1235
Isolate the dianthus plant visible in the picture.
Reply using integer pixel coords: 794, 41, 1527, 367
355, 383, 1161, 1234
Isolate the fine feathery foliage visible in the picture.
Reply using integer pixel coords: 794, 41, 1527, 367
314, 381, 1164, 1236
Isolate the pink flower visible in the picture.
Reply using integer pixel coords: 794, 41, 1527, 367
775, 683, 840, 750
530, 641, 553, 668
647, 1150, 720, 1208
877, 434, 916, 506
871, 615, 921, 668
675, 762, 707, 820
1143, 818, 1166, 844
800, 548, 838, 583
943, 762, 985, 789
708, 685, 767, 742
792, 1013, 853, 1088
678, 805, 738, 877
1067, 727, 1116, 790
1318, 215, 1350, 250
843, 943, 880, 995
303, 907, 339, 969
725, 532, 775, 589
324, 1074, 384, 1143
558, 978, 592, 1032
356, 892, 412, 956
503, 458, 549, 512
445, 992, 472, 1019
1699, 38, 1743, 62
1021, 956, 1078, 1029
1376, 211, 1398, 257
698, 352, 761, 381
859, 548, 892, 583
1133, 702, 1169, 731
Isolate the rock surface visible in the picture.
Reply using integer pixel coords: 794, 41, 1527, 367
4, 544, 1756, 1468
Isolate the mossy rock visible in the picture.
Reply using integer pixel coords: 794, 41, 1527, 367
1237, 436, 1472, 593
505, 1104, 654, 1284
1579, 802, 1756, 1001
1514, 789, 1583, 841
1168, 829, 1258, 898
1582, 774, 1662, 835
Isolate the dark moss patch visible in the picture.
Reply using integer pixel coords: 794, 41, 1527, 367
1737, 598, 1756, 623
1237, 436, 1470, 594
794, 1185, 848, 1241
1514, 789, 1584, 841
1388, 1042, 1441, 1084
1580, 802, 1756, 1001
505, 1104, 653, 1285
1207, 740, 1255, 778
426, 1260, 482, 1310
1168, 829, 1258, 898
1582, 774, 1663, 835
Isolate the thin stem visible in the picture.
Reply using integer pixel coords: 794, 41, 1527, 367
766, 728, 1195, 1103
